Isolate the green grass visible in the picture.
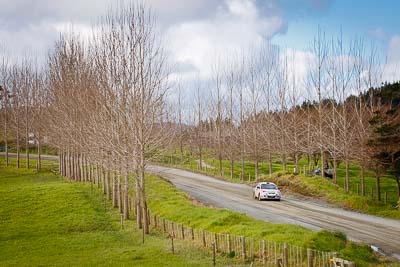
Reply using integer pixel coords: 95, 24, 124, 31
0, 161, 238, 266
158, 150, 400, 218
146, 175, 384, 266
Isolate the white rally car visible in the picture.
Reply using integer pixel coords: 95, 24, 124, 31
253, 182, 281, 201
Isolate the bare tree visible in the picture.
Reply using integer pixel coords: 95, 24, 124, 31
309, 28, 329, 177
0, 54, 10, 166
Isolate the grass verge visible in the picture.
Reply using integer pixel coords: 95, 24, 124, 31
0, 163, 237, 266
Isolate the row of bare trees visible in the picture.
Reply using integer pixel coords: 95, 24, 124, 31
1, 3, 173, 235
0, 56, 47, 169
173, 32, 398, 202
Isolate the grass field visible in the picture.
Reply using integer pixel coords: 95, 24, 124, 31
158, 151, 400, 219
0, 160, 238, 266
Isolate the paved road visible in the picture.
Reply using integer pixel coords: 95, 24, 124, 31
147, 165, 400, 259
2, 153, 400, 258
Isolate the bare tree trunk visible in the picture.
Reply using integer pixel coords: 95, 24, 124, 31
282, 151, 287, 172
376, 173, 381, 202
16, 121, 20, 168
96, 165, 100, 186
3, 99, 8, 167
333, 158, 337, 184
268, 152, 272, 177
68, 152, 72, 178
218, 150, 223, 177
118, 173, 122, 213
5, 132, 8, 166
124, 171, 129, 220
84, 156, 87, 182
135, 176, 141, 228
255, 159, 259, 180
25, 107, 29, 169
345, 159, 350, 192
37, 131, 41, 170
63, 152, 66, 177
112, 171, 117, 208
72, 153, 76, 180
320, 149, 324, 178
77, 154, 82, 181
80, 155, 85, 182
395, 177, 400, 210
106, 170, 111, 200
102, 168, 106, 194
361, 164, 365, 196
241, 156, 245, 181
239, 85, 245, 181
141, 165, 149, 234
230, 158, 234, 180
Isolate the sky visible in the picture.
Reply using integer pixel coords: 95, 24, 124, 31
0, 0, 399, 83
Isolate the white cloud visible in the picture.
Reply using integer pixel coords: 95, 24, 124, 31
381, 35, 400, 82
387, 35, 400, 63
165, 0, 285, 81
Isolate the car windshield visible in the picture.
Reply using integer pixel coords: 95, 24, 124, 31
260, 184, 277, 189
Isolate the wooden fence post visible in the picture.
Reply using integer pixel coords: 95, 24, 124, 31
212, 242, 216, 266
120, 214, 124, 229
202, 230, 206, 247
181, 224, 185, 240
227, 234, 231, 254
283, 243, 288, 267
261, 240, 266, 264
171, 235, 174, 254
214, 233, 218, 252
241, 236, 246, 259
163, 218, 166, 233
307, 248, 313, 267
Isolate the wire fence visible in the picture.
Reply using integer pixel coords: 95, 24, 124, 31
145, 210, 354, 267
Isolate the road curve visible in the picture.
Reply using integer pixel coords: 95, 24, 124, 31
147, 165, 400, 259
2, 153, 400, 258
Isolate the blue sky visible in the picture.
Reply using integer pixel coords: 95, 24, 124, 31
274, 0, 399, 51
